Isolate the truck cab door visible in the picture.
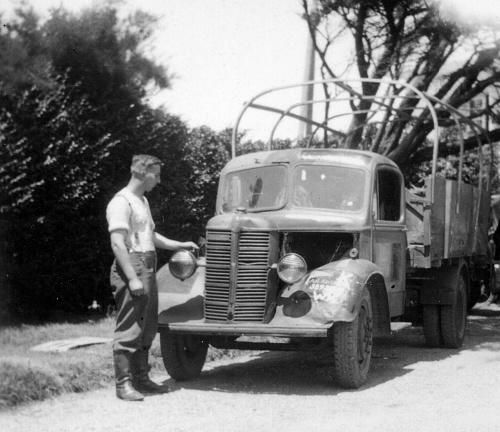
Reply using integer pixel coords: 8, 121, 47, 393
372, 166, 407, 317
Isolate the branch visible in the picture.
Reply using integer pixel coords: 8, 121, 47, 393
355, 3, 370, 78
409, 128, 500, 165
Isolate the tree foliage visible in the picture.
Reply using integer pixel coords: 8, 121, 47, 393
0, 8, 54, 93
44, 7, 168, 109
0, 78, 116, 217
0, 3, 236, 322
181, 127, 232, 238
0, 4, 195, 321
0, 76, 117, 317
302, 0, 500, 170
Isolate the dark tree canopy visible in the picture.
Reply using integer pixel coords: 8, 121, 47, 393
44, 7, 169, 107
0, 2, 237, 322
0, 4, 190, 321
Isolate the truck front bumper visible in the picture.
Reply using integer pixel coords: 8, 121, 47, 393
159, 320, 330, 338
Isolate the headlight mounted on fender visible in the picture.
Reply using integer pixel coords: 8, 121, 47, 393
277, 253, 307, 284
169, 249, 197, 280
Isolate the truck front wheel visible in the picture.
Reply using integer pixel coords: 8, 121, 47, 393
160, 332, 208, 381
332, 287, 373, 389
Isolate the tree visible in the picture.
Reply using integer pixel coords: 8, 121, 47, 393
0, 76, 118, 318
44, 7, 169, 111
42, 5, 172, 174
0, 8, 54, 94
302, 0, 500, 170
183, 127, 232, 237
0, 4, 182, 320
0, 79, 116, 217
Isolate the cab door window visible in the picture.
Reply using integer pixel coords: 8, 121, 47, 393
375, 169, 402, 222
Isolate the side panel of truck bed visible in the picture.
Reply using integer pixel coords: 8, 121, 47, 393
406, 176, 490, 268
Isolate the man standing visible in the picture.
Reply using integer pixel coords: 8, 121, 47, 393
106, 154, 198, 401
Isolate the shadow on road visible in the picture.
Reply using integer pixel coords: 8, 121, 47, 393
165, 302, 500, 396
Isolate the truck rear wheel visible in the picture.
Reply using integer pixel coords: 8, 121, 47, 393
441, 271, 467, 348
423, 305, 443, 347
423, 270, 467, 349
332, 287, 373, 389
467, 282, 481, 310
160, 332, 208, 381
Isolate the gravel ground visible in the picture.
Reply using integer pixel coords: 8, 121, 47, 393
2, 302, 500, 432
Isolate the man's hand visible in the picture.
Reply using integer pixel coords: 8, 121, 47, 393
111, 230, 144, 296
153, 232, 202, 253
129, 277, 145, 297
182, 241, 199, 252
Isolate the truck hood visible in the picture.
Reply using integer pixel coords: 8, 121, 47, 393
206, 209, 369, 232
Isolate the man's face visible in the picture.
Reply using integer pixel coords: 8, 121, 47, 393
144, 164, 161, 192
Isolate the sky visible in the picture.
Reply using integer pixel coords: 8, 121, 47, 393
4, 0, 500, 141
7, 0, 311, 140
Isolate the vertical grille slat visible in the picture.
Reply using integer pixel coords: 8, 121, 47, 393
204, 230, 271, 322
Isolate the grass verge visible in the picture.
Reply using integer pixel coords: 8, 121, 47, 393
0, 317, 248, 411
0, 318, 115, 410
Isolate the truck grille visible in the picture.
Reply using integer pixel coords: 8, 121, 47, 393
205, 230, 270, 322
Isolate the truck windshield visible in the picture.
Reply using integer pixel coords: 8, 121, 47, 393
292, 165, 365, 211
221, 165, 287, 212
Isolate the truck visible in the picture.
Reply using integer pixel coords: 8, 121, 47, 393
156, 78, 495, 388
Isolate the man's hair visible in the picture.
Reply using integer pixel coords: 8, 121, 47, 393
130, 154, 163, 175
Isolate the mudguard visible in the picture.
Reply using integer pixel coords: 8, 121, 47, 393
419, 261, 464, 305
271, 259, 389, 330
157, 259, 205, 325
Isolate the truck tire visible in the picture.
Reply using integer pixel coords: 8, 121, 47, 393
332, 286, 373, 389
160, 332, 208, 381
423, 305, 443, 347
467, 282, 480, 310
468, 281, 490, 310
441, 271, 467, 348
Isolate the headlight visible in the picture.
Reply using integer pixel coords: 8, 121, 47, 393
277, 253, 307, 284
169, 250, 197, 280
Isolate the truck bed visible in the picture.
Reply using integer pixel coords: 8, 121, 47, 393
406, 176, 490, 268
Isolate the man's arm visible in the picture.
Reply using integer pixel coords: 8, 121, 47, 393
153, 232, 198, 252
110, 230, 144, 296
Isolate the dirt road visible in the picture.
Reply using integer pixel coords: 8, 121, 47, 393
3, 302, 500, 432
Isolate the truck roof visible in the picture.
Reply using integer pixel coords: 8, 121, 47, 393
222, 148, 399, 173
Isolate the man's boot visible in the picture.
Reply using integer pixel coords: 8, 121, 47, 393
114, 351, 144, 401
131, 348, 169, 394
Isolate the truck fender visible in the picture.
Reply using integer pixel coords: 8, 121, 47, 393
272, 259, 391, 336
157, 260, 205, 325
420, 261, 468, 305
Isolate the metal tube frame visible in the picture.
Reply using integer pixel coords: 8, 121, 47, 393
231, 78, 493, 206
